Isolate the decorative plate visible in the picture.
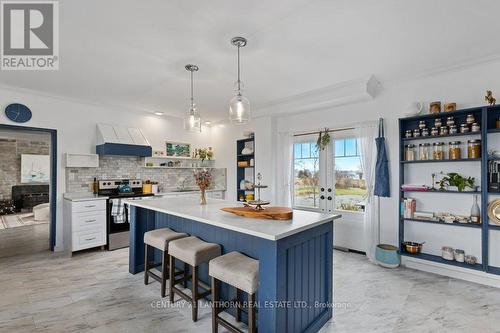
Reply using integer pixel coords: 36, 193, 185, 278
487, 199, 500, 225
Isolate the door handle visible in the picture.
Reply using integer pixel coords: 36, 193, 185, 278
85, 219, 96, 223
84, 237, 96, 241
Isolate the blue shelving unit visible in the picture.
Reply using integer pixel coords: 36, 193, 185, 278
236, 137, 255, 201
399, 105, 500, 276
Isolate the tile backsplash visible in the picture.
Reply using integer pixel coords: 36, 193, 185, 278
66, 156, 226, 193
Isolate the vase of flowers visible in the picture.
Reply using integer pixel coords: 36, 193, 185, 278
193, 169, 212, 205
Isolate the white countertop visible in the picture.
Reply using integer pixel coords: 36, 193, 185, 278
157, 189, 225, 196
124, 197, 341, 241
63, 193, 108, 201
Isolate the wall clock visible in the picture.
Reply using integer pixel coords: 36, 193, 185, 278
5, 103, 32, 123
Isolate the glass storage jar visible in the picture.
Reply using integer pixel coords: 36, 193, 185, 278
405, 144, 416, 161
466, 114, 475, 125
460, 124, 470, 133
421, 128, 429, 137
471, 122, 480, 133
413, 129, 421, 137
467, 140, 481, 159
439, 126, 449, 136
405, 130, 413, 138
433, 142, 445, 160
446, 116, 455, 127
419, 143, 431, 160
449, 125, 458, 134
449, 141, 462, 160
431, 127, 439, 136
434, 118, 442, 128
418, 120, 426, 129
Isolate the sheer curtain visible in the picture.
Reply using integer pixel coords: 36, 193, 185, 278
276, 132, 294, 207
355, 122, 378, 261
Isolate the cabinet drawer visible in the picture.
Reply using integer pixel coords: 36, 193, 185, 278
72, 212, 105, 232
72, 230, 105, 251
211, 191, 224, 199
72, 200, 106, 213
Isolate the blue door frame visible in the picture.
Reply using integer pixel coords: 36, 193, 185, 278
0, 124, 57, 251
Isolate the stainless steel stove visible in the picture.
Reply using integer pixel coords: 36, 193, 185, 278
98, 179, 154, 250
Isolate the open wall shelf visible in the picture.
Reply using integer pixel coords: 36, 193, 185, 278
236, 137, 255, 202
399, 104, 500, 276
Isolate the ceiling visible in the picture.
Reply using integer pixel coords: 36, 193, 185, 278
2, 0, 500, 122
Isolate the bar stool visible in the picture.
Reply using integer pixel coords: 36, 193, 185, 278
143, 228, 188, 297
168, 236, 221, 322
209, 251, 259, 333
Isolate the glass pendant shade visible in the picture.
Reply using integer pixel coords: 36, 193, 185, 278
184, 106, 201, 132
229, 94, 250, 123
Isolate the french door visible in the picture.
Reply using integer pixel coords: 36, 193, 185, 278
292, 130, 366, 215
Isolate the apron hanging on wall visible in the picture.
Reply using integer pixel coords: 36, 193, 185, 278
374, 118, 390, 197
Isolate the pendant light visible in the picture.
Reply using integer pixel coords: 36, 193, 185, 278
184, 64, 201, 132
229, 37, 250, 123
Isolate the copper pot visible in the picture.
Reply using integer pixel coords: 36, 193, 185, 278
402, 241, 425, 254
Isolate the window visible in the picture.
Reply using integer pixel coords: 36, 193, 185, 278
334, 138, 366, 212
293, 141, 320, 209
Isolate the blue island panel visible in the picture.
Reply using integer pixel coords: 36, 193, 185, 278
129, 206, 333, 333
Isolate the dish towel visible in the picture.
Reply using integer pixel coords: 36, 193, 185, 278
374, 118, 391, 197
111, 199, 125, 224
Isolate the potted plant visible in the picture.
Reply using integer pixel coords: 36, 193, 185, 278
437, 172, 476, 192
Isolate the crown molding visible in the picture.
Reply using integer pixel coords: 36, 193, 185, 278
252, 75, 382, 118
0, 83, 185, 120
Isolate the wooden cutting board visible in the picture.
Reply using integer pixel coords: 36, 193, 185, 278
221, 206, 293, 220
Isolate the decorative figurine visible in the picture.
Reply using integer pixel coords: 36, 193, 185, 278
429, 101, 441, 114
485, 90, 496, 105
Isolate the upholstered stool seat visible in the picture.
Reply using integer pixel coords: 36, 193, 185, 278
209, 251, 259, 294
144, 228, 187, 250
168, 236, 221, 266
143, 228, 188, 297
168, 236, 221, 322
209, 252, 259, 333
33, 203, 50, 221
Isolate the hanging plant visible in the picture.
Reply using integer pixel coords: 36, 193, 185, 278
316, 128, 331, 151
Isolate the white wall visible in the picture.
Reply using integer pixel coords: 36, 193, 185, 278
0, 86, 211, 251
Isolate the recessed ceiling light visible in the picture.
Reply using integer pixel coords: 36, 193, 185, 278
204, 121, 212, 125
154, 111, 164, 116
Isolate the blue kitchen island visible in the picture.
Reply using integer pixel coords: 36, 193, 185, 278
127, 197, 340, 333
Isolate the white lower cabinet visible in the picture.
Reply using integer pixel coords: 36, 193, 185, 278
64, 198, 107, 253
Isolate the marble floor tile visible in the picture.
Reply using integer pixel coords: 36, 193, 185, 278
1, 248, 499, 332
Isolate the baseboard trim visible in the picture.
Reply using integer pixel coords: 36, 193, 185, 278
403, 257, 500, 288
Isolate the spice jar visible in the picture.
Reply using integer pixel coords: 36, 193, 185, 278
439, 126, 449, 136
471, 122, 480, 133
431, 127, 439, 136
413, 129, 421, 137
466, 114, 475, 125
460, 124, 470, 133
467, 140, 481, 159
405, 144, 416, 161
421, 128, 429, 137
418, 120, 426, 130
446, 116, 455, 127
405, 130, 413, 138
433, 142, 445, 160
434, 118, 442, 128
419, 143, 431, 160
449, 125, 458, 135
449, 141, 462, 160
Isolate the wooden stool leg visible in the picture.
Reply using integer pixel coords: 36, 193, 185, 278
168, 255, 175, 302
236, 288, 242, 322
211, 277, 220, 333
183, 263, 189, 288
161, 250, 168, 298
191, 265, 199, 322
248, 292, 256, 333
144, 244, 150, 285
